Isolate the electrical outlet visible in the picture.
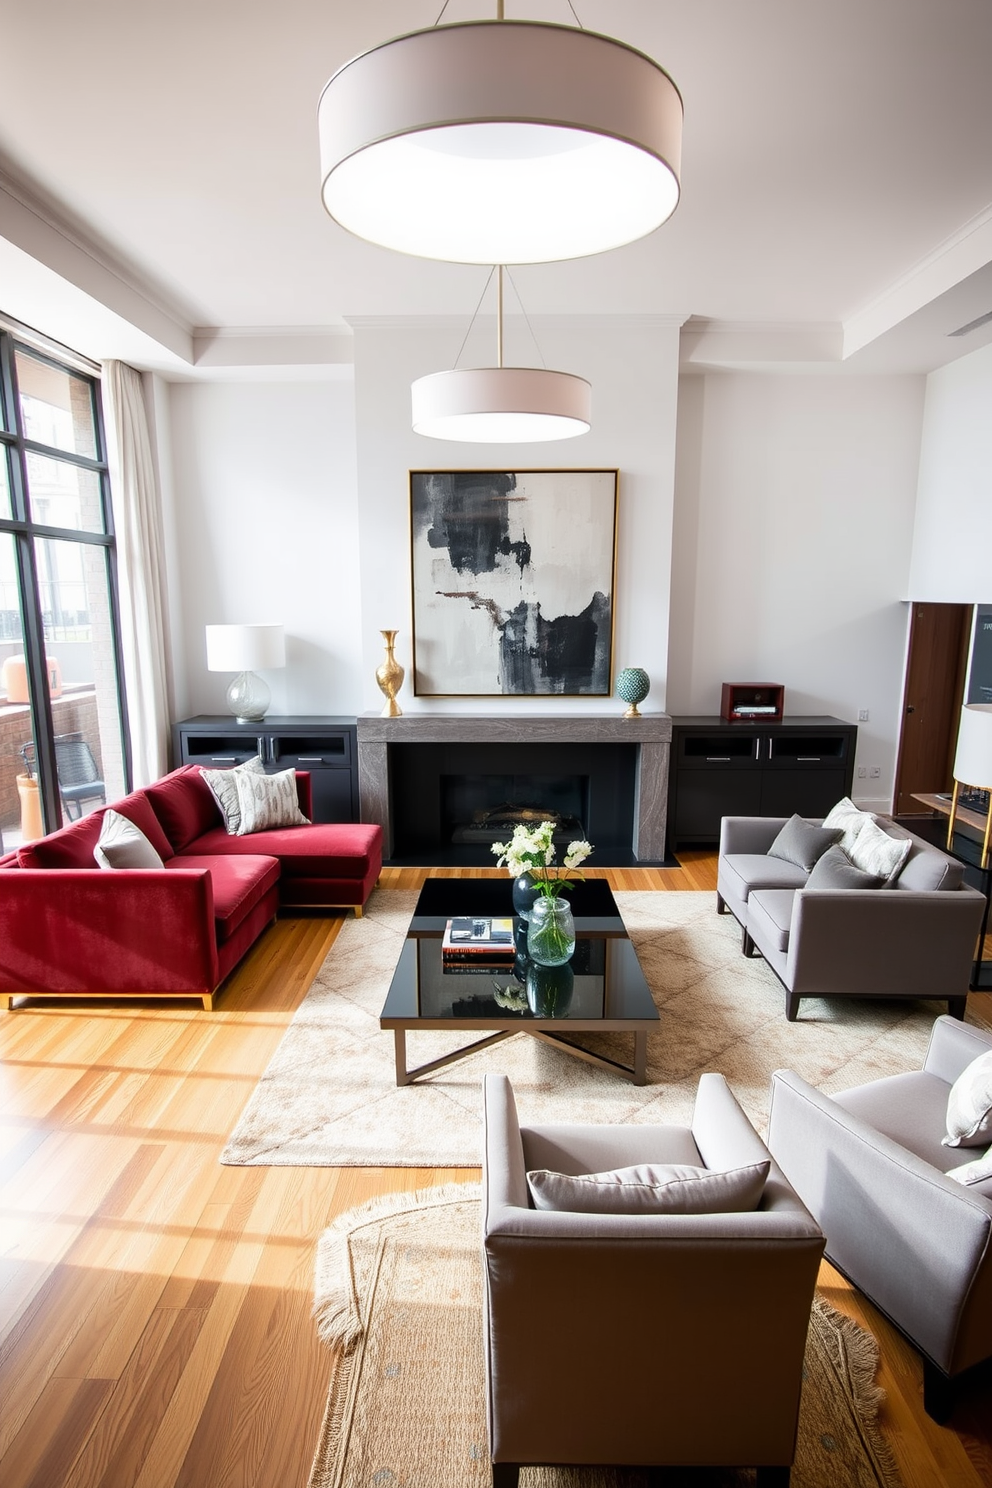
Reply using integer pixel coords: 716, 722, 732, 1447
858, 709, 869, 722
870, 766, 881, 778
857, 766, 867, 778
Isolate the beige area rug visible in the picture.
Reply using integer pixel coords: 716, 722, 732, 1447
307, 1185, 902, 1488
222, 889, 989, 1167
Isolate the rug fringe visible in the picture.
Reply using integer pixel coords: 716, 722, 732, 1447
813, 1296, 903, 1488
312, 1181, 481, 1350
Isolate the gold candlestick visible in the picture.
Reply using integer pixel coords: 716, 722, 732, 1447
375, 630, 405, 717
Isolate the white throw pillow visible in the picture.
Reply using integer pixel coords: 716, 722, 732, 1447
942, 1051, 992, 1149
821, 797, 876, 856
93, 808, 165, 869
200, 755, 266, 835
526, 1160, 770, 1215
846, 817, 912, 884
945, 1146, 992, 1186
234, 766, 309, 835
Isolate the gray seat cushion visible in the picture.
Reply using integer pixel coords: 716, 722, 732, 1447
833, 1070, 956, 1172
720, 854, 808, 904
747, 888, 797, 953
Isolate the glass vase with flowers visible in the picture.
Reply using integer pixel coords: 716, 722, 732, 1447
492, 821, 593, 965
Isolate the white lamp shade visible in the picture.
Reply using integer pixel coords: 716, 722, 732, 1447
953, 704, 992, 786
205, 624, 286, 672
318, 21, 682, 264
412, 367, 591, 443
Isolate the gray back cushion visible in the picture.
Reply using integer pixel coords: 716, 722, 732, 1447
767, 814, 841, 872
805, 844, 884, 891
896, 845, 965, 892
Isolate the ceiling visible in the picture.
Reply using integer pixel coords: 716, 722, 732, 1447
2, 0, 992, 377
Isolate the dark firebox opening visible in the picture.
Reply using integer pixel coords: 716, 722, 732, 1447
444, 774, 588, 849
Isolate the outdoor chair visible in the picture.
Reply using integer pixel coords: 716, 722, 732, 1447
19, 732, 106, 820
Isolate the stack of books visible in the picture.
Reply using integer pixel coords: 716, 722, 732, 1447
441, 917, 516, 972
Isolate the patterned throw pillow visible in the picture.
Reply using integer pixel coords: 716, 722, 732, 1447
200, 755, 266, 835
945, 1146, 992, 1186
847, 817, 912, 884
942, 1051, 992, 1149
822, 797, 876, 855
234, 766, 309, 835
93, 808, 165, 869
526, 1160, 770, 1215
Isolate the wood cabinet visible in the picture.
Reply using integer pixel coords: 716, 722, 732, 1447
667, 716, 857, 849
173, 716, 359, 823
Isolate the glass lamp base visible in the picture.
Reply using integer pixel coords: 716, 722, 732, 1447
226, 670, 270, 723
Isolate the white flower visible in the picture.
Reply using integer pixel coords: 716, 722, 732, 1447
564, 840, 592, 870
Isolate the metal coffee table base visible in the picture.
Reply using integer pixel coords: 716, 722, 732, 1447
391, 1025, 649, 1086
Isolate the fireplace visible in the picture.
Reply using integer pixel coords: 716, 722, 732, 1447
356, 713, 672, 866
390, 742, 635, 862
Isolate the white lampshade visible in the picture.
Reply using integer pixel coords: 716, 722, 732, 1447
412, 367, 591, 443
205, 624, 285, 673
318, 21, 682, 264
954, 704, 992, 786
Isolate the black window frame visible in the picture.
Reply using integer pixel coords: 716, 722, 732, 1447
0, 324, 131, 835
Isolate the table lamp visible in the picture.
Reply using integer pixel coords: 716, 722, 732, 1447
205, 623, 285, 723
948, 703, 992, 868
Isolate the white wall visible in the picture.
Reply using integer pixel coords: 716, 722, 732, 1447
908, 339, 992, 604
351, 316, 682, 714
166, 377, 362, 718
669, 372, 926, 807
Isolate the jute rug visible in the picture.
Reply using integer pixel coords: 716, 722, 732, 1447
308, 1184, 903, 1488
222, 889, 989, 1167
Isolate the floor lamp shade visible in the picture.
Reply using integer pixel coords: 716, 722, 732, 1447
318, 21, 682, 264
949, 703, 992, 867
205, 624, 285, 723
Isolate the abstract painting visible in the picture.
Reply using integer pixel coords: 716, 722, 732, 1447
409, 470, 617, 696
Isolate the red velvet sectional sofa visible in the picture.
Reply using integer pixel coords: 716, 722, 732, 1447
0, 765, 381, 1010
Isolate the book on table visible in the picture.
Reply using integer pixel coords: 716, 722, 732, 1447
441, 917, 516, 960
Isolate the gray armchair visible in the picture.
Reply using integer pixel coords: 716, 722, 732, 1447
717, 815, 986, 1021
481, 1071, 825, 1486
767, 1016, 992, 1421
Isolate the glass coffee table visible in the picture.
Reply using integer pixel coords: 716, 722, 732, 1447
380, 879, 659, 1086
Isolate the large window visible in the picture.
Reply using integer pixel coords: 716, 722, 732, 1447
0, 324, 129, 849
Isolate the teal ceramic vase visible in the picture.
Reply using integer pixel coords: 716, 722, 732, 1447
615, 666, 650, 719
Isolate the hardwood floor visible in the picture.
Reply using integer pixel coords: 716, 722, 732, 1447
1, 856, 990, 1488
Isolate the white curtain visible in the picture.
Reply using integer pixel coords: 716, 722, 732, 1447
101, 361, 173, 786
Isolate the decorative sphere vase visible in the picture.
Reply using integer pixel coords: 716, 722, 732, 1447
615, 666, 650, 719
526, 959, 575, 1017
526, 895, 576, 967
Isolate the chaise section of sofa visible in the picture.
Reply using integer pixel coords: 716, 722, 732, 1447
0, 764, 382, 1010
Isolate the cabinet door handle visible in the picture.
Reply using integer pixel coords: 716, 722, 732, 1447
210, 755, 238, 762
797, 756, 821, 762
706, 756, 731, 762
297, 756, 324, 762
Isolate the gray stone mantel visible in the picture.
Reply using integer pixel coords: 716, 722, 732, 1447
357, 712, 672, 862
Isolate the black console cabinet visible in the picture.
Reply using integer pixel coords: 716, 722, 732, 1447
668, 715, 857, 849
173, 715, 359, 823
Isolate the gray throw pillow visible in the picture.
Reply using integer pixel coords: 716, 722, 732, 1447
805, 844, 884, 891
767, 814, 840, 872
526, 1160, 770, 1215
93, 808, 165, 869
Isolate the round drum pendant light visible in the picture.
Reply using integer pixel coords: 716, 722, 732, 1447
318, 20, 683, 264
412, 367, 591, 442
